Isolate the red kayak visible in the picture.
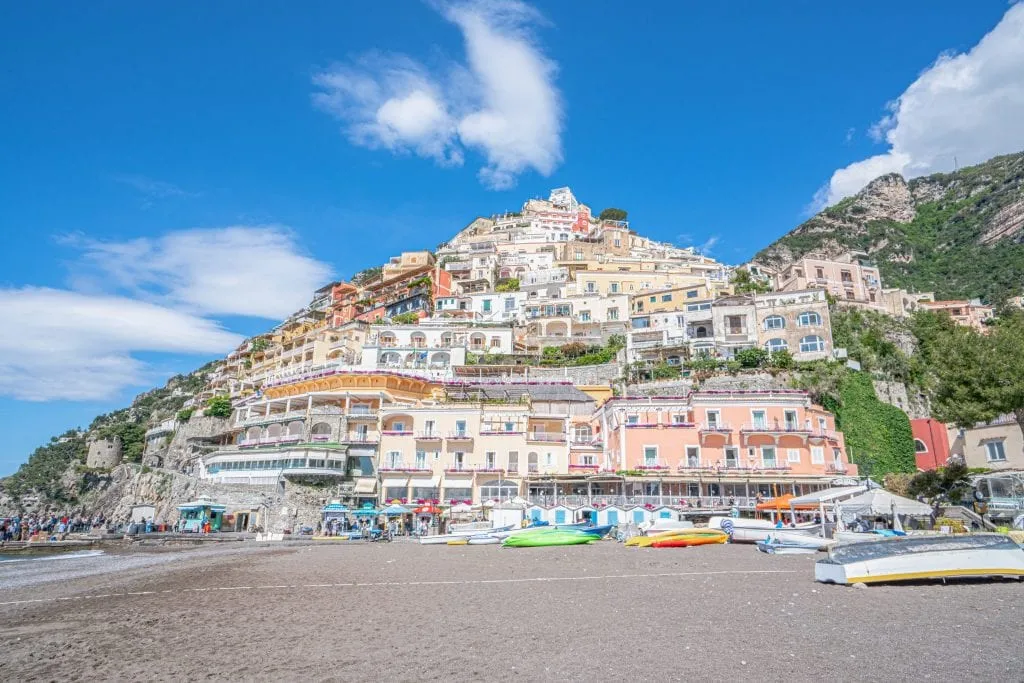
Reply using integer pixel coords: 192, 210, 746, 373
651, 535, 728, 548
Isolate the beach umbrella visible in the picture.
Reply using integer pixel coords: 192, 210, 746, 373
382, 504, 409, 516
449, 502, 473, 514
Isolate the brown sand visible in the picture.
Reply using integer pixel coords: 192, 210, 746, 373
0, 541, 1021, 682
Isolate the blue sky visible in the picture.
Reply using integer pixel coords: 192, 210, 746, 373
2, 1, 1022, 475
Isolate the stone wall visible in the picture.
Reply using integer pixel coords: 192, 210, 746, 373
86, 437, 123, 469
528, 362, 621, 385
625, 379, 694, 397
873, 380, 930, 419
161, 415, 234, 471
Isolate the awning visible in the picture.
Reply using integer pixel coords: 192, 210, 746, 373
789, 485, 867, 507
380, 474, 410, 483
354, 478, 378, 494
838, 489, 932, 516
409, 475, 441, 488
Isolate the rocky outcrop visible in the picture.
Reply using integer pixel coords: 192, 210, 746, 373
159, 415, 234, 471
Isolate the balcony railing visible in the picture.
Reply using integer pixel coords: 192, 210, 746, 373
740, 423, 811, 434
415, 431, 443, 439
447, 431, 473, 440
826, 464, 848, 474
382, 430, 413, 436
698, 421, 733, 432
527, 432, 567, 443
343, 434, 380, 444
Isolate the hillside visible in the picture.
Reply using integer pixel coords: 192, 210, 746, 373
755, 151, 1024, 302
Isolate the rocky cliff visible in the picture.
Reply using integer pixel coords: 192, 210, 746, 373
756, 151, 1024, 302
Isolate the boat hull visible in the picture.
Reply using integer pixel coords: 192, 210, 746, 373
708, 516, 821, 544
816, 534, 1024, 585
651, 534, 727, 548
626, 529, 728, 548
502, 530, 600, 548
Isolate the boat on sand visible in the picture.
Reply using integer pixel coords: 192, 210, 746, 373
502, 528, 601, 548
651, 532, 728, 548
626, 529, 727, 548
815, 534, 1024, 585
709, 516, 820, 543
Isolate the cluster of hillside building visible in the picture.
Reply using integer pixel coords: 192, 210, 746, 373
129, 187, 1010, 512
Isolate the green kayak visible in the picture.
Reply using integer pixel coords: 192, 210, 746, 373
502, 529, 600, 548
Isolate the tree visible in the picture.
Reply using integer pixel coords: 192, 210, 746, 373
559, 341, 589, 359
734, 347, 768, 368
986, 311, 1024, 440
176, 408, 194, 422
250, 337, 268, 353
730, 268, 770, 294
204, 395, 233, 419
495, 278, 520, 293
391, 312, 420, 324
351, 266, 382, 286
598, 207, 627, 222
767, 349, 795, 369
907, 461, 973, 510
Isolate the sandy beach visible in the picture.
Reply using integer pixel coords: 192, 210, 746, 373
0, 540, 1021, 682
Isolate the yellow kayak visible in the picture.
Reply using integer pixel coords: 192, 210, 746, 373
447, 539, 469, 546
625, 528, 727, 547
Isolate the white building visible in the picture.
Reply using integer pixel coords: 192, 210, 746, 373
360, 323, 515, 370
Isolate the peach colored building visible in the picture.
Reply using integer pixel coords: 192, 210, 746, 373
591, 390, 856, 502
775, 253, 885, 311
918, 299, 994, 333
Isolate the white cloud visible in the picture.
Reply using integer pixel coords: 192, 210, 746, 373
0, 288, 242, 401
3, 226, 335, 401
69, 226, 334, 319
697, 235, 719, 255
817, 4, 1024, 208
312, 0, 562, 190
114, 174, 196, 199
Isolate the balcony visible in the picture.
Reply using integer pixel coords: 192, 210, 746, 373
698, 421, 733, 433
637, 462, 671, 472
527, 432, 567, 443
381, 430, 413, 437
568, 462, 600, 471
740, 423, 811, 435
343, 434, 380, 444
447, 431, 474, 442
826, 464, 848, 474
415, 431, 443, 440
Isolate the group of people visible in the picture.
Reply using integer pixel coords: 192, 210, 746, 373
0, 513, 107, 542
318, 516, 437, 538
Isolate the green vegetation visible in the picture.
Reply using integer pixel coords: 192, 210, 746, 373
250, 337, 268, 353
828, 371, 916, 477
756, 152, 1024, 302
1, 431, 87, 502
539, 335, 625, 367
176, 408, 194, 422
730, 268, 770, 294
598, 207, 628, 222
495, 278, 520, 293
204, 395, 233, 419
352, 266, 383, 286
390, 312, 421, 324
907, 461, 973, 510
93, 422, 146, 463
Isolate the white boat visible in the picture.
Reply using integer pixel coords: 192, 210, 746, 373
834, 530, 906, 545
466, 535, 501, 545
418, 524, 514, 545
641, 519, 695, 536
708, 516, 820, 543
757, 531, 835, 552
816, 534, 1024, 585
756, 539, 818, 555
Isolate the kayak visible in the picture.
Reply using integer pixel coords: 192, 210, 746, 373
651, 533, 728, 548
467, 535, 501, 545
625, 529, 727, 547
555, 524, 612, 538
502, 529, 601, 548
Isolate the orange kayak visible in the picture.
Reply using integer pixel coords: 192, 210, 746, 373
651, 534, 728, 548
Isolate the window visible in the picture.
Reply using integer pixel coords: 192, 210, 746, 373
608, 307, 619, 321
687, 302, 711, 312
726, 315, 746, 334
787, 449, 801, 463
627, 415, 639, 425
453, 452, 465, 470
815, 267, 824, 279
914, 439, 928, 453
392, 421, 405, 432
686, 446, 700, 468
581, 454, 596, 466
504, 421, 515, 433
613, 239, 621, 247
751, 410, 767, 428
414, 451, 426, 469
764, 315, 785, 330
482, 299, 492, 312
705, 410, 720, 428
985, 441, 1007, 462
832, 448, 843, 465
818, 417, 827, 433
574, 249, 584, 261
508, 452, 519, 472
610, 282, 620, 293
799, 335, 826, 353
724, 447, 738, 468
840, 270, 853, 283
662, 294, 672, 302
811, 446, 825, 464
764, 338, 788, 353
649, 296, 657, 303
485, 452, 496, 469
586, 282, 596, 293
455, 420, 467, 437
672, 414, 687, 424
505, 298, 516, 311
579, 310, 591, 322
784, 410, 798, 429
424, 420, 435, 436
686, 290, 698, 299
761, 447, 777, 468
545, 453, 553, 467
643, 446, 658, 466
797, 311, 822, 327
387, 451, 401, 469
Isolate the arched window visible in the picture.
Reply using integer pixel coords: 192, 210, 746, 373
573, 425, 592, 443
797, 311, 822, 327
764, 315, 785, 331
286, 420, 304, 436
799, 335, 825, 353
410, 332, 426, 348
764, 338, 788, 353
527, 452, 539, 473
245, 426, 260, 442
694, 326, 709, 338
266, 423, 283, 438
914, 438, 928, 453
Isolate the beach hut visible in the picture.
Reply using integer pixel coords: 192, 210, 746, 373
321, 501, 349, 534
652, 506, 676, 521
550, 505, 572, 525
176, 497, 226, 533
598, 506, 626, 527
525, 505, 546, 525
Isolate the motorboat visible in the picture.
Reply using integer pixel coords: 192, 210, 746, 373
708, 516, 820, 543
418, 524, 515, 545
815, 533, 1024, 585
641, 519, 695, 536
833, 529, 906, 545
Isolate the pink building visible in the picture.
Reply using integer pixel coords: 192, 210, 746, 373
591, 390, 857, 502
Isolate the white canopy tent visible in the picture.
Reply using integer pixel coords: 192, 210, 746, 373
839, 489, 932, 517
789, 485, 868, 508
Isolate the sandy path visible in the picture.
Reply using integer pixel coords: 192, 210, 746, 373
0, 541, 1021, 682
